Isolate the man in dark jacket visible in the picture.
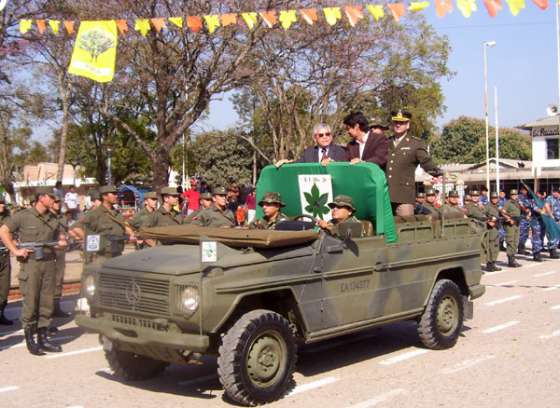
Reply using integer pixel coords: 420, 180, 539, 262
343, 111, 388, 169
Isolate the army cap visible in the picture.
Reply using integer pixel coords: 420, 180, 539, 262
416, 192, 426, 198
490, 192, 499, 198
160, 187, 179, 196
448, 190, 459, 198
213, 186, 227, 196
470, 190, 480, 196
328, 195, 356, 212
88, 189, 100, 200
425, 189, 436, 196
510, 189, 518, 195
99, 185, 117, 195
144, 191, 158, 200
35, 187, 55, 198
370, 116, 389, 130
258, 192, 286, 208
200, 192, 213, 200
391, 109, 412, 122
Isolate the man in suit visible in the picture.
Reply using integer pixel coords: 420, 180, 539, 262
276, 123, 347, 167
386, 110, 442, 217
343, 112, 388, 169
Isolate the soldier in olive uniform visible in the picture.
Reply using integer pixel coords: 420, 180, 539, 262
465, 191, 487, 224
0, 197, 13, 325
317, 195, 362, 238
129, 191, 158, 230
184, 192, 213, 224
420, 189, 441, 218
386, 110, 442, 217
148, 187, 184, 227
249, 192, 289, 230
70, 186, 133, 267
440, 191, 465, 218
0, 187, 67, 355
414, 192, 430, 215
50, 198, 72, 318
192, 186, 235, 228
483, 192, 502, 272
501, 189, 522, 267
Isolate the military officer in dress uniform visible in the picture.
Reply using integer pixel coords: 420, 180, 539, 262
249, 192, 289, 230
192, 186, 235, 228
483, 192, 502, 272
148, 187, 184, 227
317, 195, 362, 238
184, 192, 213, 224
0, 197, 13, 325
440, 191, 465, 218
50, 197, 71, 319
0, 187, 67, 355
501, 189, 522, 267
386, 110, 442, 217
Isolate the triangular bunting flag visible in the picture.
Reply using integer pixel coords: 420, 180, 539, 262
20, 19, 32, 34
279, 10, 297, 30
135, 19, 151, 36
300, 8, 318, 25
323, 7, 342, 26
241, 12, 258, 30
169, 17, 183, 28
48, 20, 60, 34
435, 0, 453, 17
221, 13, 238, 27
457, 0, 478, 17
387, 3, 406, 21
150, 18, 166, 32
366, 5, 385, 22
532, 0, 549, 9
116, 19, 128, 35
204, 15, 220, 33
36, 19, 47, 34
505, 0, 526, 15
259, 11, 277, 28
63, 20, 75, 35
187, 16, 203, 32
409, 1, 430, 12
483, 0, 503, 17
344, 5, 364, 27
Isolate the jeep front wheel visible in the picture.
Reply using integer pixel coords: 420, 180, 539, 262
218, 309, 296, 406
417, 279, 464, 350
105, 348, 168, 381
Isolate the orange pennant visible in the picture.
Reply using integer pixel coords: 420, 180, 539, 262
532, 0, 549, 9
63, 20, 75, 35
483, 0, 503, 16
344, 5, 364, 27
36, 19, 47, 34
387, 3, 406, 21
435, 0, 453, 17
116, 19, 128, 35
300, 8, 318, 25
187, 16, 202, 32
150, 18, 166, 32
221, 13, 238, 27
259, 10, 277, 28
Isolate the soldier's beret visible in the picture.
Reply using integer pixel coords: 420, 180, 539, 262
143, 191, 158, 200
35, 187, 55, 197
99, 185, 117, 195
259, 192, 286, 207
212, 186, 227, 196
160, 187, 179, 196
328, 195, 356, 212
510, 189, 518, 195
448, 190, 459, 198
200, 192, 213, 200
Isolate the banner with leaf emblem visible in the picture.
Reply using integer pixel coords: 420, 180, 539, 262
68, 20, 118, 83
298, 174, 334, 221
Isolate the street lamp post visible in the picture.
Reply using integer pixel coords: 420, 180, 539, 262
483, 40, 496, 192
494, 86, 500, 194
106, 147, 113, 185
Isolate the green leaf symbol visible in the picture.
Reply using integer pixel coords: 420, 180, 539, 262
304, 183, 330, 219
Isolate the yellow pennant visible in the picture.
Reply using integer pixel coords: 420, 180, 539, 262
366, 5, 385, 22
20, 19, 32, 34
323, 7, 342, 26
134, 19, 151, 36
409, 1, 431, 12
241, 12, 258, 30
204, 15, 220, 33
68, 20, 118, 83
505, 0, 526, 15
457, 0, 478, 17
49, 20, 60, 34
169, 17, 183, 28
279, 10, 297, 30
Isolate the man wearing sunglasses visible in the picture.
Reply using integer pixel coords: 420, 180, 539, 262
343, 111, 388, 169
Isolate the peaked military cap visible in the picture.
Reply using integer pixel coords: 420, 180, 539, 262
510, 189, 518, 195
391, 109, 412, 122
490, 192, 499, 198
470, 190, 480, 196
200, 192, 213, 200
160, 187, 179, 196
448, 190, 459, 198
143, 191, 158, 200
328, 195, 356, 212
212, 186, 227, 196
35, 187, 55, 197
258, 192, 286, 207
425, 189, 436, 196
99, 185, 117, 194
416, 192, 426, 198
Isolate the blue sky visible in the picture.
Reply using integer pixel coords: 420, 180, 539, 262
200, 4, 559, 133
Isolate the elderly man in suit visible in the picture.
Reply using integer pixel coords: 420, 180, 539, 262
343, 111, 388, 169
276, 123, 348, 167
386, 110, 442, 217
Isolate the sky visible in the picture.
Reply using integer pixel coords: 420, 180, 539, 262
198, 4, 560, 133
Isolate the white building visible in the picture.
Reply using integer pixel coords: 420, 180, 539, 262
519, 116, 560, 177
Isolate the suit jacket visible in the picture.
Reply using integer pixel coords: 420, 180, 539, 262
386, 135, 441, 204
298, 144, 348, 163
346, 131, 388, 169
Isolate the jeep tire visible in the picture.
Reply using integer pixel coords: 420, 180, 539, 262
418, 279, 464, 350
218, 309, 297, 406
105, 348, 168, 381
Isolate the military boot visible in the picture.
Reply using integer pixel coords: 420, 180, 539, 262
486, 262, 496, 272
24, 327, 45, 356
0, 301, 13, 325
533, 253, 543, 262
490, 262, 502, 271
37, 327, 62, 353
508, 256, 521, 268
550, 249, 560, 259
52, 299, 72, 318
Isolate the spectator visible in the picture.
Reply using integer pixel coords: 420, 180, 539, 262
343, 112, 388, 169
64, 185, 80, 220
53, 181, 64, 202
183, 180, 200, 215
227, 183, 241, 213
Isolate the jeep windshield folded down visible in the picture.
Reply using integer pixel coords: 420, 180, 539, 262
76, 162, 485, 406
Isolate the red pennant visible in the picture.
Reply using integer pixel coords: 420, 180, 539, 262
483, 0, 503, 17
116, 19, 128, 35
36, 20, 47, 34
532, 0, 549, 9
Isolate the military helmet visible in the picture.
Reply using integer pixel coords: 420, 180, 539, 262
416, 192, 426, 199
258, 192, 286, 208
510, 189, 518, 196
213, 186, 227, 196
99, 185, 117, 195
448, 190, 459, 198
490, 192, 499, 199
328, 195, 356, 212
35, 187, 55, 198
391, 109, 412, 122
470, 190, 480, 196
369, 116, 389, 130
160, 187, 179, 196
199, 192, 213, 200
143, 191, 158, 200
425, 188, 436, 196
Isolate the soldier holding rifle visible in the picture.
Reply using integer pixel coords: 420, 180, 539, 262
501, 189, 522, 267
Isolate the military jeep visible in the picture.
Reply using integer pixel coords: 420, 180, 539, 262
75, 163, 485, 406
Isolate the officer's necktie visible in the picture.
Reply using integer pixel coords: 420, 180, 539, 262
320, 148, 328, 162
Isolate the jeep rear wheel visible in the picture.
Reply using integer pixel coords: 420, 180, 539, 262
418, 279, 464, 350
218, 309, 296, 406
105, 348, 168, 381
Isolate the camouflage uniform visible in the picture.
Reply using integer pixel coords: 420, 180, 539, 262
322, 195, 363, 238
325, 216, 361, 238
502, 191, 522, 267
528, 197, 545, 261
545, 193, 560, 255
249, 192, 289, 230
517, 192, 531, 253
0, 205, 12, 324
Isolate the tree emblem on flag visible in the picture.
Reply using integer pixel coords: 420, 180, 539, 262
78, 28, 115, 62
304, 183, 330, 219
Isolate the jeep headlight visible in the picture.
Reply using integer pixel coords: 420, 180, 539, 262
179, 286, 200, 315
84, 275, 96, 298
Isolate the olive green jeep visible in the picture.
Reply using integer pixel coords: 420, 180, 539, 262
75, 163, 485, 406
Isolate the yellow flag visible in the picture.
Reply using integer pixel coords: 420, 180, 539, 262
68, 20, 118, 83
20, 19, 32, 34
241, 12, 258, 30
169, 17, 183, 28
204, 15, 220, 33
323, 7, 342, 26
457, 0, 478, 17
366, 5, 385, 22
279, 10, 297, 30
505, 0, 526, 15
49, 20, 60, 34
409, 1, 431, 12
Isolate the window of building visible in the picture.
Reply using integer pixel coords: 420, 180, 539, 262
546, 138, 559, 160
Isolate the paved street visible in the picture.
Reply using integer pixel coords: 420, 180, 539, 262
1, 252, 559, 408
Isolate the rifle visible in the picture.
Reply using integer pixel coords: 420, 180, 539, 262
0, 241, 59, 260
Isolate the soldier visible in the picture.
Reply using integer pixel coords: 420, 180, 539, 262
483, 192, 502, 272
184, 192, 213, 224
440, 191, 465, 218
528, 191, 547, 262
465, 191, 487, 223
317, 195, 362, 238
545, 187, 560, 259
249, 192, 289, 230
128, 191, 158, 249
50, 198, 72, 319
0, 187, 67, 355
386, 110, 442, 217
148, 188, 184, 227
0, 197, 12, 325
420, 189, 441, 217
501, 189, 522, 267
517, 186, 531, 255
88, 189, 101, 210
192, 186, 235, 228
70, 186, 133, 267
